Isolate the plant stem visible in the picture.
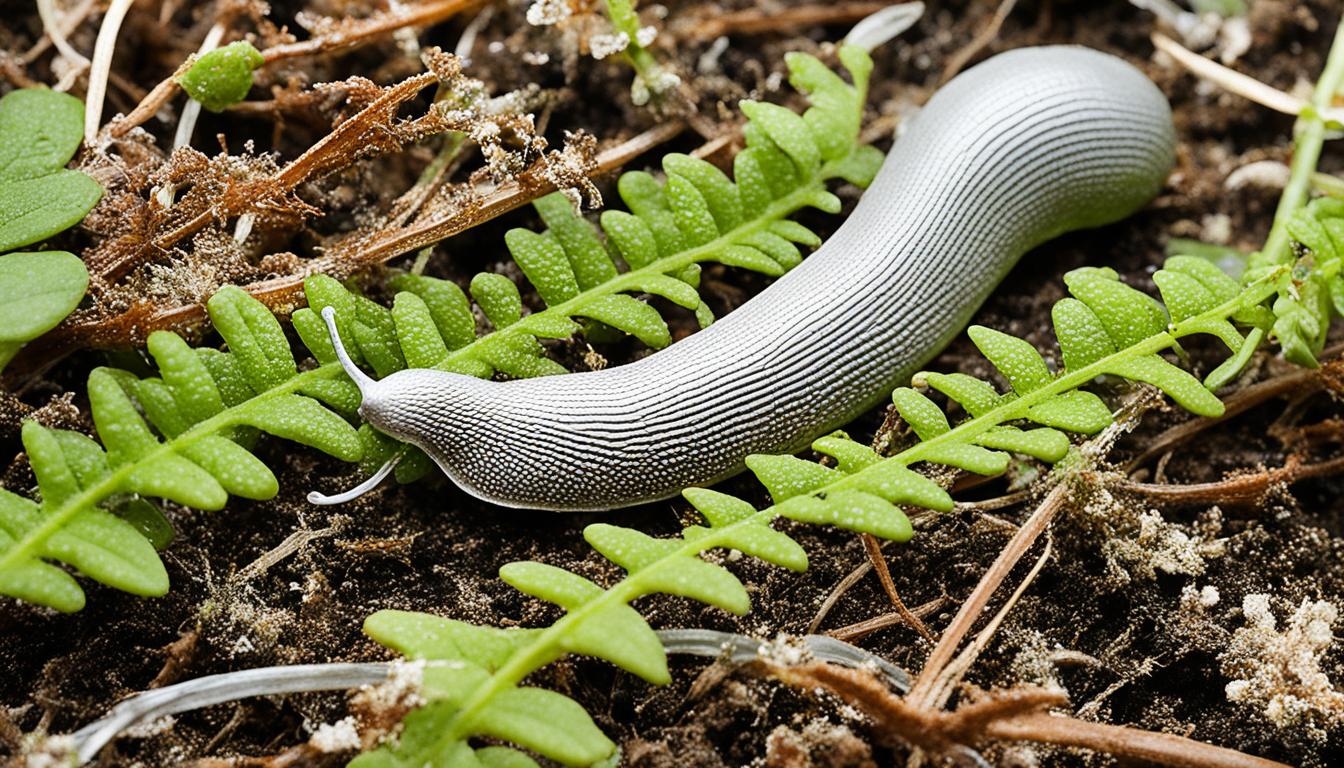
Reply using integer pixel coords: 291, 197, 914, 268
437, 178, 838, 371
1253, 21, 1344, 270
0, 153, 848, 584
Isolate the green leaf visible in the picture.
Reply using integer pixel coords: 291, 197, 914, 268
967, 326, 1053, 394
0, 172, 103, 252
577, 295, 670, 348
0, 89, 101, 252
1107, 354, 1225, 417
778, 491, 913, 541
0, 89, 83, 181
0, 251, 87, 343
178, 41, 264, 112
478, 687, 616, 766
743, 454, 840, 501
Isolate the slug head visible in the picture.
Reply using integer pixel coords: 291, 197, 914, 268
310, 307, 472, 505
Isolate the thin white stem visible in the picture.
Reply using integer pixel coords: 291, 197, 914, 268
36, 0, 91, 67
1153, 32, 1344, 123
85, 0, 136, 144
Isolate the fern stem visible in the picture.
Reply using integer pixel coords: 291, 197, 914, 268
1254, 19, 1344, 270
434, 167, 844, 371
0, 365, 345, 576
439, 267, 1286, 747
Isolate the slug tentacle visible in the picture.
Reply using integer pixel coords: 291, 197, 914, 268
320, 306, 376, 395
307, 452, 401, 505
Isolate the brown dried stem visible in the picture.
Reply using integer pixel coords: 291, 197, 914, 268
1116, 453, 1344, 505
260, 0, 484, 64
984, 713, 1291, 768
906, 393, 1154, 708
765, 661, 1291, 768
20, 120, 683, 362
1125, 352, 1344, 471
859, 532, 935, 642
825, 597, 948, 642
106, 0, 479, 139
679, 1, 897, 41
905, 479, 1069, 708
940, 0, 1018, 83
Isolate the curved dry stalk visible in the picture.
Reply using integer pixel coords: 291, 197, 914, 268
680, 1, 897, 41
14, 120, 683, 367
985, 713, 1290, 768
1116, 453, 1344, 505
860, 532, 936, 641
84, 0, 136, 143
940, 0, 1018, 83
35, 0, 91, 67
769, 661, 1290, 768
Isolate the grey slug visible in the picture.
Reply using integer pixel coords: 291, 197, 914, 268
316, 46, 1176, 512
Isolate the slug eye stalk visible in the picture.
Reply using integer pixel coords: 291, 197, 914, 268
308, 306, 401, 505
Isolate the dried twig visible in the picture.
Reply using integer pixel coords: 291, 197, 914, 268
679, 1, 897, 41
1125, 353, 1343, 471
18, 120, 683, 363
260, 0, 484, 64
826, 597, 948, 642
940, 0, 1018, 83
106, 0, 479, 139
765, 661, 1291, 768
984, 712, 1290, 768
906, 480, 1068, 708
859, 533, 935, 641
1116, 454, 1344, 505
923, 533, 1054, 711
906, 393, 1155, 707
1152, 32, 1340, 121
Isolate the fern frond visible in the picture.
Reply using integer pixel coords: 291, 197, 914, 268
0, 287, 363, 612
293, 44, 880, 378
356, 260, 1282, 767
1258, 196, 1344, 368
0, 46, 877, 612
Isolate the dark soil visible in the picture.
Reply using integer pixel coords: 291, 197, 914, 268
3, 0, 1344, 766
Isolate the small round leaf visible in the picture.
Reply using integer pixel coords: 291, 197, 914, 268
0, 250, 88, 342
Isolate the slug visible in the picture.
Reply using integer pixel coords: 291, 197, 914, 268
317, 46, 1176, 512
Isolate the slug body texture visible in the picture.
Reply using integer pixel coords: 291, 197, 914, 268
358, 46, 1176, 511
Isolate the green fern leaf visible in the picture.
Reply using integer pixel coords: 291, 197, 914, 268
0, 287, 365, 611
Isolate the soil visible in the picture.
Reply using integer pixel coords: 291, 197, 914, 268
2, 0, 1344, 766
